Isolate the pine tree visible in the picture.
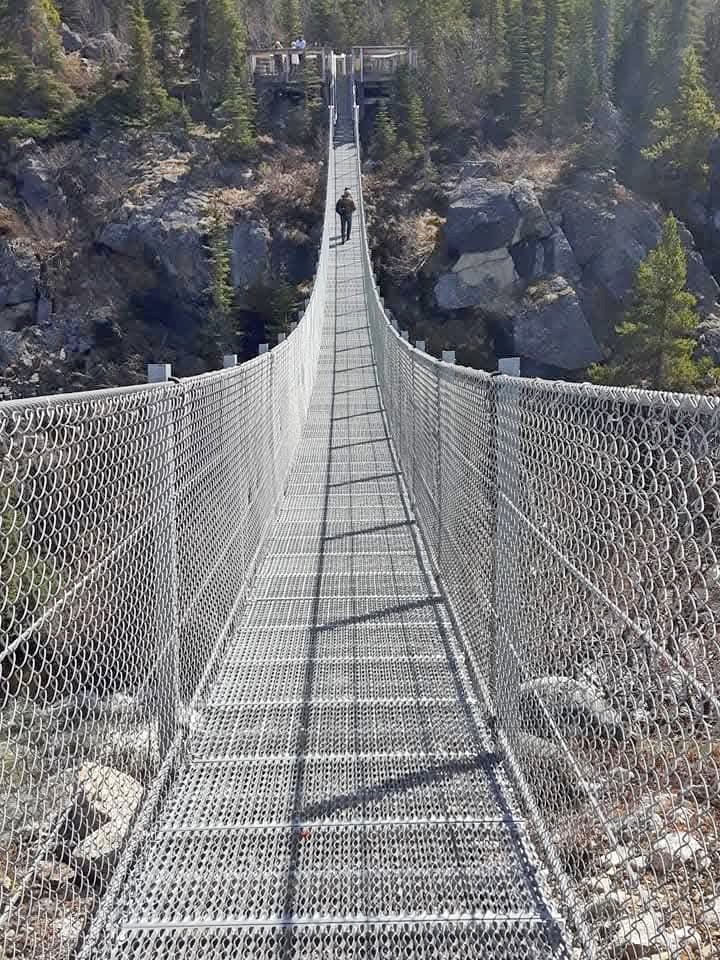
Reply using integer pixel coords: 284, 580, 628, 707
128, 0, 167, 116
504, 0, 525, 122
521, 0, 544, 117
705, 2, 720, 101
278, 0, 301, 42
593, 0, 612, 97
590, 215, 715, 391
542, 0, 570, 130
268, 274, 296, 340
614, 0, 655, 120
504, 0, 543, 124
567, 0, 597, 122
483, 0, 507, 96
204, 204, 234, 359
658, 0, 701, 104
372, 103, 398, 162
307, 0, 333, 46
405, 91, 428, 153
220, 67, 256, 158
204, 0, 248, 102
643, 47, 720, 189
145, 0, 177, 85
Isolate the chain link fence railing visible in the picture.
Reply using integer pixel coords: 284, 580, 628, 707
354, 85, 720, 960
0, 102, 336, 960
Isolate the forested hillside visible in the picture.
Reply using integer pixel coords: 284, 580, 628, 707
1, 0, 720, 394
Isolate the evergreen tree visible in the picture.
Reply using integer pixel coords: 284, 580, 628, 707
542, 0, 570, 130
504, 0, 526, 122
658, 0, 701, 104
705, 2, 720, 101
278, 0, 301, 42
590, 215, 715, 392
128, 0, 167, 116
593, 0, 612, 97
483, 0, 507, 96
614, 0, 655, 120
204, 204, 234, 360
146, 0, 178, 85
308, 0, 333, 46
372, 103, 398, 162
405, 92, 428, 153
643, 47, 720, 189
521, 0, 544, 117
567, 0, 597, 122
268, 274, 296, 340
219, 66, 256, 157
202, 0, 248, 102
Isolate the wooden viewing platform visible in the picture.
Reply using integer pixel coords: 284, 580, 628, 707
250, 46, 417, 91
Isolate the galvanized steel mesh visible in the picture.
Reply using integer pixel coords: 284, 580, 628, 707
0, 112, 333, 958
2, 70, 720, 960
354, 91, 720, 959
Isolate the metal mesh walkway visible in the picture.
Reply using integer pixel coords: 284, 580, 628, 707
81, 91, 567, 960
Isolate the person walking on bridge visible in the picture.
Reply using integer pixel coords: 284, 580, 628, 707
336, 188, 356, 244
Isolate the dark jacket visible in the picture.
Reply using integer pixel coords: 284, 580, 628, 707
336, 195, 356, 217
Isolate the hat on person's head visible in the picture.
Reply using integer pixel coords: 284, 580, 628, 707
343, 188, 350, 195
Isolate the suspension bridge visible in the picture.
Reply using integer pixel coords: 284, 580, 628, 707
2, 70, 719, 960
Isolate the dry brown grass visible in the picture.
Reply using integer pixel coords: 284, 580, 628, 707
61, 54, 99, 97
0, 206, 26, 238
484, 134, 574, 187
383, 210, 444, 281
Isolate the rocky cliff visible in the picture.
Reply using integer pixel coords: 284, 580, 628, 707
367, 146, 720, 380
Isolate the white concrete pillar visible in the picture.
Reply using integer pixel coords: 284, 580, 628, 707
148, 363, 172, 383
441, 350, 456, 365
498, 356, 521, 376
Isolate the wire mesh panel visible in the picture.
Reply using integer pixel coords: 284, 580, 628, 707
0, 112, 334, 960
354, 81, 720, 960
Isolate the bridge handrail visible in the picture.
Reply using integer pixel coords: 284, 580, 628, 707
351, 77, 720, 958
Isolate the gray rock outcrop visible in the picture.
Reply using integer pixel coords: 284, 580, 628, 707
445, 179, 521, 254
0, 238, 40, 313
435, 248, 517, 310
98, 196, 211, 303
231, 219, 270, 290
560, 173, 720, 315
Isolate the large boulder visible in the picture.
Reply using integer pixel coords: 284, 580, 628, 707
9, 146, 67, 216
231, 219, 270, 290
81, 32, 127, 65
271, 226, 315, 284
560, 173, 719, 315
445, 179, 520, 254
519, 674, 624, 738
512, 277, 602, 371
0, 238, 39, 311
60, 22, 84, 53
511, 229, 582, 286
435, 248, 517, 310
98, 196, 211, 303
510, 179, 553, 242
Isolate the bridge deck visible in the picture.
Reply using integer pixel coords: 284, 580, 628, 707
99, 101, 566, 959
